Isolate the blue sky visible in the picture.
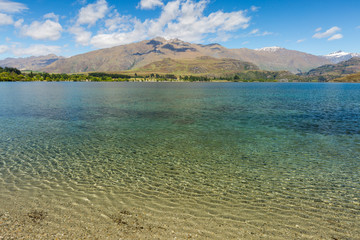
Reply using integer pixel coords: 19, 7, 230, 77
0, 0, 359, 58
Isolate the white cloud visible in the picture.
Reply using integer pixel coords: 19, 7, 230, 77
0, 0, 27, 13
12, 44, 61, 56
70, 0, 108, 44
104, 12, 133, 32
149, 0, 250, 42
249, 29, 259, 35
250, 6, 259, 12
21, 18, 63, 40
73, 0, 251, 48
248, 28, 273, 37
260, 31, 273, 36
77, 0, 108, 26
0, 12, 13, 25
147, 0, 182, 37
315, 27, 322, 32
13, 17, 22, 27
0, 44, 9, 54
296, 39, 306, 43
0, 1, 26, 27
328, 33, 343, 41
209, 32, 232, 42
91, 19, 148, 48
313, 26, 341, 39
138, 0, 163, 9
76, 0, 87, 5
44, 12, 59, 22
69, 26, 92, 45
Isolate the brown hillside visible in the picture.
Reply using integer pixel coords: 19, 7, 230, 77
332, 72, 360, 82
0, 54, 63, 71
131, 56, 259, 76
43, 38, 331, 74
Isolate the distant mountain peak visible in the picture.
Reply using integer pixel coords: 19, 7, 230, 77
323, 50, 360, 63
255, 46, 284, 52
168, 38, 182, 42
326, 50, 349, 57
150, 37, 185, 44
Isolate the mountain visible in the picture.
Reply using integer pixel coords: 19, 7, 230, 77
302, 57, 360, 81
131, 56, 259, 76
0, 54, 64, 71
232, 46, 330, 73
323, 51, 360, 63
43, 38, 330, 74
44, 38, 205, 73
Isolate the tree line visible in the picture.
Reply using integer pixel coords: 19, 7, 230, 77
0, 68, 325, 82
0, 70, 211, 82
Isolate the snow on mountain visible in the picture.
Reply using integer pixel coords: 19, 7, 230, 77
324, 50, 360, 63
255, 46, 284, 52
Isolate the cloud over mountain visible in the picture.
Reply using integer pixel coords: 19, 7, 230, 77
12, 44, 61, 56
0, 44, 9, 54
71, 0, 251, 48
20, 17, 63, 41
77, 0, 108, 26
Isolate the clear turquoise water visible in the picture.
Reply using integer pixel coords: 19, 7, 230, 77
0, 82, 359, 239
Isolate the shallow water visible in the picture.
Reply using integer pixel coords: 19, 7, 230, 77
0, 82, 359, 239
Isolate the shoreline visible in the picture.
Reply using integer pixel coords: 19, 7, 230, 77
0, 80, 357, 83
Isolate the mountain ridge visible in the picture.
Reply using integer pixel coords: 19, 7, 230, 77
42, 38, 331, 74
0, 54, 64, 71
0, 38, 335, 74
301, 57, 360, 81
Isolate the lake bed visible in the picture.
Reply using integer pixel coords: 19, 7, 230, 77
0, 82, 359, 239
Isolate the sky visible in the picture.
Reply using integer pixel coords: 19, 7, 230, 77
0, 0, 359, 59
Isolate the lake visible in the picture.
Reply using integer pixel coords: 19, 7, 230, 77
0, 82, 359, 239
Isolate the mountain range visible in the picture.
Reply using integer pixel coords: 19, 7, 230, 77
301, 57, 360, 81
0, 54, 63, 71
0, 38, 359, 76
43, 38, 330, 74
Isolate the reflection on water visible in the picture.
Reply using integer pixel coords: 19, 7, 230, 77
0, 82, 359, 239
